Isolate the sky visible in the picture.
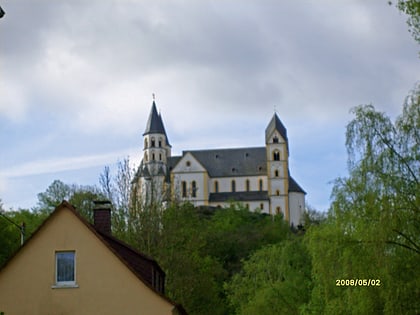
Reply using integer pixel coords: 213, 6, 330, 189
0, 0, 419, 212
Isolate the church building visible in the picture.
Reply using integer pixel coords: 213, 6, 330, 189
133, 101, 306, 226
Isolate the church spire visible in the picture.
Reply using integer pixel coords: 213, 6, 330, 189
265, 113, 288, 142
143, 99, 171, 146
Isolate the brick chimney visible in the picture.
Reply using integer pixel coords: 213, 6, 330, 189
93, 200, 112, 235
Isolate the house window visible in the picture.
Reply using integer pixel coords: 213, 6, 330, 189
186, 161, 191, 167
246, 179, 250, 192
260, 203, 264, 210
181, 181, 187, 198
191, 181, 197, 198
231, 180, 236, 192
214, 181, 219, 193
55, 251, 76, 286
273, 151, 280, 161
259, 179, 263, 191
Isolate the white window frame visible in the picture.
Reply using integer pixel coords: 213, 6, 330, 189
52, 251, 78, 288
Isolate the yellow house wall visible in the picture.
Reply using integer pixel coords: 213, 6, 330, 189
0, 207, 175, 315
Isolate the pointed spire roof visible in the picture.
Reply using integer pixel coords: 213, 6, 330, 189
143, 101, 171, 145
265, 113, 288, 142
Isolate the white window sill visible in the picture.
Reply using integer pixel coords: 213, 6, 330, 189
51, 283, 79, 289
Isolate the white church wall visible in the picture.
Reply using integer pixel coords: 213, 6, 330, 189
289, 192, 305, 227
172, 172, 207, 202
209, 176, 268, 193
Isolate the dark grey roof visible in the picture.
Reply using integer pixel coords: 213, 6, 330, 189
143, 101, 171, 146
168, 156, 182, 170
138, 165, 150, 179
265, 113, 288, 143
289, 176, 306, 194
209, 191, 269, 202
177, 147, 268, 177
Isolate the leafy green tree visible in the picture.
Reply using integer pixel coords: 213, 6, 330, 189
156, 202, 226, 315
226, 237, 311, 315
36, 179, 103, 222
206, 203, 290, 277
304, 86, 420, 314
394, 0, 420, 45
0, 200, 47, 266
36, 179, 71, 214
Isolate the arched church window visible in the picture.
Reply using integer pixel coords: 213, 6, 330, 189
158, 138, 162, 147
145, 152, 148, 162
152, 153, 155, 161
159, 153, 162, 161
275, 169, 279, 177
273, 136, 279, 143
231, 180, 236, 192
260, 203, 264, 210
181, 181, 187, 198
191, 181, 197, 198
273, 151, 280, 161
276, 189, 280, 196
144, 138, 148, 149
186, 161, 191, 167
246, 179, 250, 192
276, 206, 281, 215
214, 181, 219, 193
151, 138, 156, 147
259, 179, 263, 191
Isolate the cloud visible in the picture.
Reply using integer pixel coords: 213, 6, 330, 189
0, 149, 137, 179
2, 0, 417, 127
0, 0, 418, 211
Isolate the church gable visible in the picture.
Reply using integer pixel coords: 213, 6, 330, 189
265, 113, 288, 148
172, 152, 207, 173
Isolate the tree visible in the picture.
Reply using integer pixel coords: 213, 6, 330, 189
206, 203, 290, 277
36, 179, 103, 222
155, 202, 226, 315
225, 237, 311, 315
36, 180, 72, 214
99, 157, 162, 249
394, 0, 420, 45
99, 159, 133, 238
304, 86, 420, 314
0, 199, 47, 266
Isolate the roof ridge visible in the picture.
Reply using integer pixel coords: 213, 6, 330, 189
184, 146, 265, 153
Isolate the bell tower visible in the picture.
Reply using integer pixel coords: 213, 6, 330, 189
265, 113, 289, 220
133, 98, 172, 205
142, 100, 171, 172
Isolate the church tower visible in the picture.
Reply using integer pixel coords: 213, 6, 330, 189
142, 100, 171, 170
265, 113, 290, 220
133, 100, 171, 205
